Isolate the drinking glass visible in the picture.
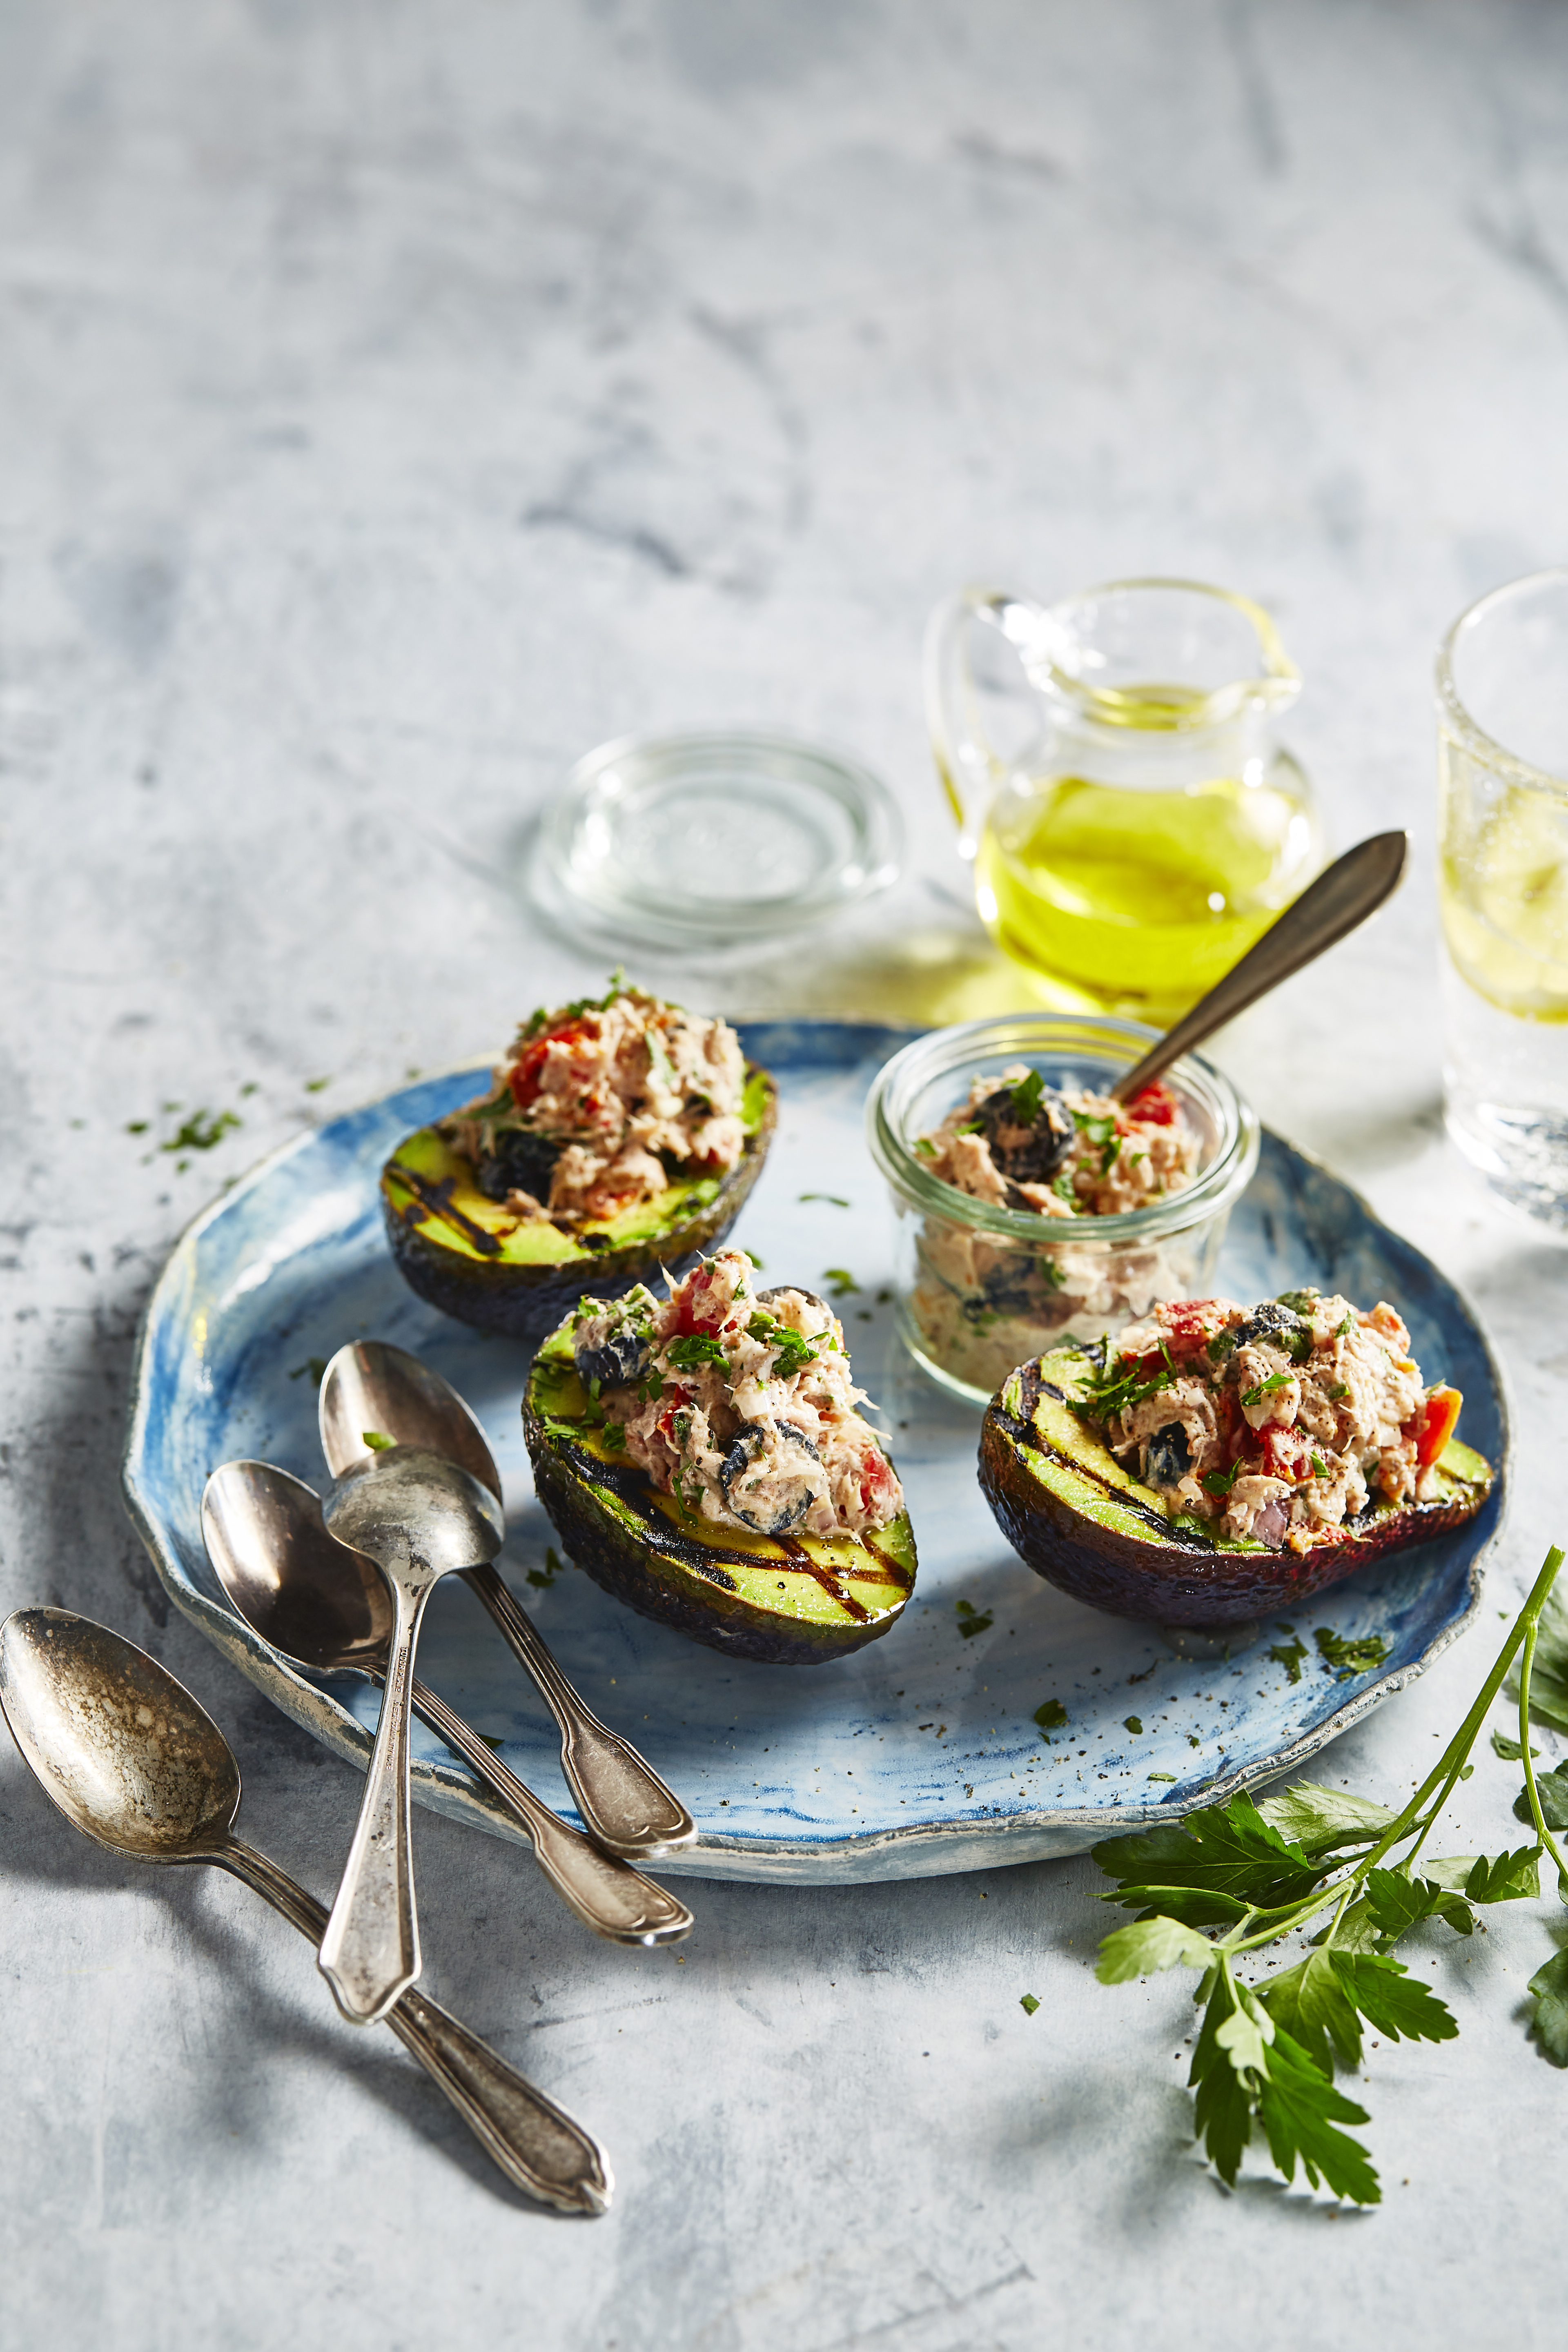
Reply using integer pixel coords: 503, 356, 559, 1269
1437, 568, 1568, 1225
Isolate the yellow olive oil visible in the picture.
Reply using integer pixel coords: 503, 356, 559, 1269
975, 767, 1319, 1020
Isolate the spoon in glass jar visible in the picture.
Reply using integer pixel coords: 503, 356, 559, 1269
0, 1605, 612, 2214
1111, 830, 1408, 1101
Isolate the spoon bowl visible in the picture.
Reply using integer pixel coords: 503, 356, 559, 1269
0, 1605, 614, 2212
201, 1462, 693, 1949
0, 1607, 239, 1861
318, 1341, 697, 1860
322, 1446, 506, 1579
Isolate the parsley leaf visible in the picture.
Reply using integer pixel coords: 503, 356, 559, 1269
1363, 1867, 1475, 1942
1095, 1915, 1212, 1982
1528, 1948, 1568, 2065
1269, 1636, 1307, 1683
1491, 1729, 1539, 1760
1094, 1793, 1326, 1927
955, 1599, 993, 1639
361, 1430, 396, 1452
1514, 1760, 1568, 1831
746, 1312, 819, 1372
1020, 1993, 1041, 2016
1254, 1782, 1396, 1856
822, 1267, 860, 1296
1241, 1370, 1294, 1406
1033, 1699, 1067, 1734
1260, 1948, 1457, 2079
1204, 1458, 1244, 1497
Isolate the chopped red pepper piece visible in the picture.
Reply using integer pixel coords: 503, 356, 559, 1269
1126, 1082, 1179, 1127
1411, 1385, 1462, 1469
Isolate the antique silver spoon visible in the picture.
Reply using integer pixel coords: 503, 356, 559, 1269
1111, 829, 1409, 1101
201, 1461, 691, 1948
311, 1444, 505, 2023
318, 1341, 695, 1862
0, 1605, 611, 2214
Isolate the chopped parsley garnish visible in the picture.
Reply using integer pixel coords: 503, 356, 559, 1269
1314, 1628, 1390, 1678
161, 1109, 241, 1154
673, 1411, 692, 1444
1020, 1993, 1041, 2016
1052, 1172, 1078, 1204
1310, 1452, 1329, 1477
645, 1030, 679, 1094
304, 1077, 331, 1094
1033, 1699, 1068, 1734
800, 1192, 851, 1206
1268, 1636, 1308, 1683
1325, 1380, 1350, 1401
1336, 1313, 1355, 1337
1124, 1715, 1143, 1735
823, 1267, 860, 1296
1010, 1068, 1047, 1123
1202, 1459, 1244, 1497
526, 1546, 566, 1591
1274, 1289, 1321, 1313
666, 1332, 728, 1371
955, 1599, 993, 1639
522, 969, 628, 1038
1207, 1329, 1238, 1365
746, 1312, 819, 1372
1241, 1370, 1295, 1406
1073, 1354, 1174, 1422
287, 1356, 328, 1387
914, 1137, 937, 1160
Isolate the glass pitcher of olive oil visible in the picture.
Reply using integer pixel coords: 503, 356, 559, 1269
924, 578, 1323, 1022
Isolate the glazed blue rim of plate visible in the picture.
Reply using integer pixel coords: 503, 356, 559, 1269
120, 1022, 1510, 1882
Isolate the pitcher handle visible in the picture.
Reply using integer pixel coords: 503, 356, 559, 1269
922, 585, 1050, 859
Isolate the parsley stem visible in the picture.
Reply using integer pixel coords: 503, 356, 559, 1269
1350, 1546, 1564, 1882
1517, 1612, 1568, 1897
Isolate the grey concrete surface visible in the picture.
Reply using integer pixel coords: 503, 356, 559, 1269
4, 2, 1568, 2346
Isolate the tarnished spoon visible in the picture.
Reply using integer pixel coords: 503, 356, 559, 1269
319, 1341, 695, 1862
312, 1445, 505, 2024
1111, 830, 1409, 1101
202, 1461, 691, 1948
0, 1606, 611, 2214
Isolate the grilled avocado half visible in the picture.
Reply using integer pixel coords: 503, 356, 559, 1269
381, 1062, 776, 1341
522, 1318, 918, 1663
979, 1346, 1495, 1628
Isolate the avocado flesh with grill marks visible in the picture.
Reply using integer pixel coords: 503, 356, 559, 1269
523, 1321, 917, 1664
978, 1345, 1495, 1628
381, 1063, 776, 1341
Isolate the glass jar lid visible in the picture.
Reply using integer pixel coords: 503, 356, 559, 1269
528, 729, 903, 953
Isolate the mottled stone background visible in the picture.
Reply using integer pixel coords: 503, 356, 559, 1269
3, 2, 1568, 2345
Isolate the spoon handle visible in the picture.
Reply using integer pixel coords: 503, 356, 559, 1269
462, 1561, 697, 1859
1111, 830, 1409, 1102
216, 1839, 611, 2214
410, 1677, 693, 1946
318, 1568, 433, 2026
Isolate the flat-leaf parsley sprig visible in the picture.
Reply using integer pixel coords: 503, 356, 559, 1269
1092, 1546, 1568, 2205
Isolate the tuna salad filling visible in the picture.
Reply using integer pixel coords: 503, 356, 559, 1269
907, 1067, 1210, 1395
1073, 1290, 1463, 1554
570, 1249, 904, 1543
441, 978, 746, 1227
918, 1067, 1200, 1219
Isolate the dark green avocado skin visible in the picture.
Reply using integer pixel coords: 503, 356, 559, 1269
522, 1335, 917, 1665
979, 1354, 1495, 1628
384, 1069, 776, 1341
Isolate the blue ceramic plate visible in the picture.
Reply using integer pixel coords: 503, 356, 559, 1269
122, 1022, 1507, 1884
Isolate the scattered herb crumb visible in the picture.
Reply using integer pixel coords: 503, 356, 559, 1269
1124, 1716, 1143, 1735
527, 1546, 567, 1591
955, 1599, 993, 1639
362, 1430, 396, 1452
1020, 1993, 1041, 2017
287, 1357, 329, 1387
823, 1267, 860, 1296
1269, 1636, 1308, 1684
1033, 1699, 1067, 1734
125, 1120, 149, 1135
304, 1077, 332, 1094
800, 1192, 851, 1206
1147, 1771, 1177, 1783
162, 1109, 241, 1154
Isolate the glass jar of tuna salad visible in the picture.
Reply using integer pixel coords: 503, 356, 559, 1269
866, 1015, 1259, 1405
